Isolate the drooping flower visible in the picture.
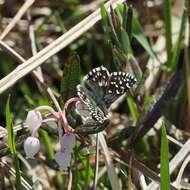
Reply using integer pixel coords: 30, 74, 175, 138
55, 133, 76, 171
55, 151, 71, 171
24, 136, 40, 159
60, 133, 76, 153
25, 110, 42, 132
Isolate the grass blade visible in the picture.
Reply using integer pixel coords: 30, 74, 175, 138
163, 0, 172, 64
101, 3, 109, 33
127, 96, 139, 124
171, 0, 187, 70
6, 96, 21, 189
160, 124, 171, 190
126, 5, 133, 40
132, 16, 160, 62
120, 27, 132, 54
6, 96, 15, 154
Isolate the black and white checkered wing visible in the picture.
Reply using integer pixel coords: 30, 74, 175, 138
77, 84, 108, 124
82, 65, 111, 109
104, 72, 137, 106
76, 66, 137, 124
85, 66, 110, 88
77, 85, 91, 105
87, 104, 108, 124
108, 72, 137, 94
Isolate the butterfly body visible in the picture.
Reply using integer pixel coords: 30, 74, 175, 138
77, 66, 137, 124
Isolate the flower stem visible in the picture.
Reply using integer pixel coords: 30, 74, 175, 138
35, 106, 60, 119
61, 97, 83, 133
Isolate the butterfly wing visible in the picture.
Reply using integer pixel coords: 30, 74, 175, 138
77, 66, 137, 124
85, 66, 110, 87
82, 66, 110, 104
77, 66, 111, 124
104, 72, 137, 106
77, 84, 108, 124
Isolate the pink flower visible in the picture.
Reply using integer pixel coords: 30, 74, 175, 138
60, 133, 76, 153
55, 151, 71, 171
24, 136, 40, 159
26, 110, 42, 132
55, 133, 76, 171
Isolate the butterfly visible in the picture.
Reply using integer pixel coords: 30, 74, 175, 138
77, 66, 137, 124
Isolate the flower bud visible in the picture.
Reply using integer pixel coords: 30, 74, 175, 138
60, 133, 76, 153
26, 110, 42, 132
55, 151, 71, 171
24, 136, 40, 159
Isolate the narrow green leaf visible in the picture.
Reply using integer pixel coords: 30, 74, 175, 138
110, 7, 121, 32
120, 27, 132, 54
122, 3, 127, 30
14, 154, 21, 190
163, 0, 172, 64
127, 96, 139, 123
6, 96, 15, 154
171, 1, 187, 70
126, 5, 133, 40
132, 16, 160, 62
160, 124, 171, 190
107, 11, 120, 46
6, 96, 21, 189
115, 4, 124, 25
60, 53, 80, 104
100, 3, 109, 33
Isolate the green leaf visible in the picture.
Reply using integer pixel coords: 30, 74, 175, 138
160, 124, 171, 190
115, 4, 124, 26
171, 1, 187, 70
60, 53, 80, 104
126, 5, 133, 40
127, 96, 139, 123
14, 154, 21, 190
101, 3, 109, 33
122, 3, 127, 30
6, 95, 15, 154
120, 27, 132, 54
163, 0, 172, 65
101, 3, 119, 43
107, 10, 120, 46
6, 96, 21, 189
132, 16, 160, 62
